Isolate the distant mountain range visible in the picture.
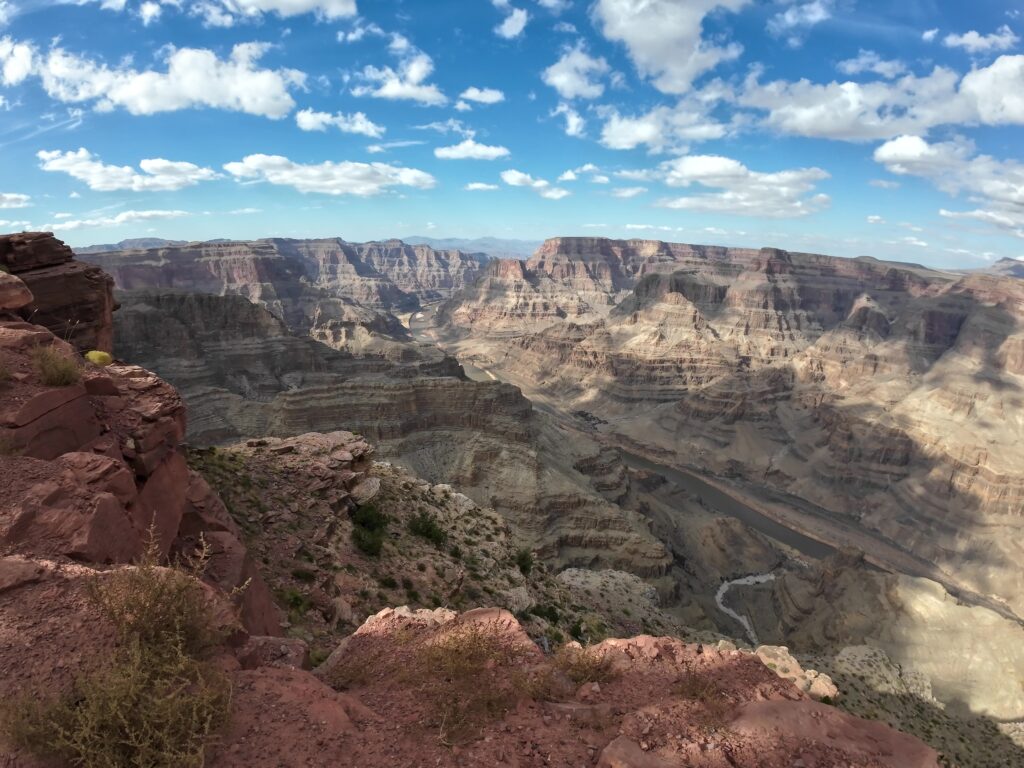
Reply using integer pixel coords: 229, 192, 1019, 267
76, 236, 541, 260
402, 236, 541, 260
981, 257, 1024, 279
75, 238, 190, 254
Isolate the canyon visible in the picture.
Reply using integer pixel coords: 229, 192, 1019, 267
0, 232, 964, 767
3, 231, 1019, 764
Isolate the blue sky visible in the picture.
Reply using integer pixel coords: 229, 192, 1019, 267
0, 0, 1022, 267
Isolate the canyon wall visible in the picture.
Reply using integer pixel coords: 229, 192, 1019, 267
438, 237, 1024, 618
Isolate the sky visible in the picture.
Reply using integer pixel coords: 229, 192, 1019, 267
0, 0, 1022, 268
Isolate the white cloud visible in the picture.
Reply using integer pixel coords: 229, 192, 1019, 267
536, 0, 569, 12
224, 153, 435, 196
542, 41, 609, 99
501, 168, 569, 199
869, 179, 900, 189
922, 28, 939, 42
366, 140, 425, 153
867, 215, 884, 224
1, 38, 36, 85
416, 118, 474, 138
657, 154, 830, 218
612, 186, 646, 198
874, 135, 1024, 238
337, 20, 385, 43
138, 1, 161, 25
899, 236, 928, 247
551, 102, 585, 137
943, 25, 1019, 54
454, 100, 472, 111
0, 192, 30, 208
768, 0, 834, 47
593, 0, 748, 94
738, 56, 1024, 141
495, 7, 528, 38
1, 39, 305, 118
38, 148, 219, 191
459, 86, 505, 104
837, 49, 907, 79
295, 108, 384, 137
557, 170, 576, 181
191, 0, 357, 26
599, 100, 726, 152
0, 219, 30, 229
351, 46, 446, 106
47, 209, 189, 232
465, 182, 499, 191
591, 174, 610, 184
553, 21, 576, 33
434, 139, 510, 160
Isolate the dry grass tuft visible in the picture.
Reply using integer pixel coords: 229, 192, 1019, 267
30, 344, 81, 387
552, 644, 617, 685
408, 621, 524, 744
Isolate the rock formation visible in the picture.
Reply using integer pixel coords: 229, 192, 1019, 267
436, 237, 1024, 621
0, 236, 951, 767
1, 232, 115, 352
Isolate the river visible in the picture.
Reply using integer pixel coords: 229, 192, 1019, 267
715, 573, 776, 646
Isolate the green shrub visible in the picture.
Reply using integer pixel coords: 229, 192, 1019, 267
407, 511, 447, 547
378, 575, 398, 589
351, 504, 388, 557
514, 548, 534, 575
30, 345, 81, 387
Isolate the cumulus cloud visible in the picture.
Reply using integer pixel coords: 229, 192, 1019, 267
38, 148, 219, 191
434, 139, 510, 160
138, 1, 161, 25
337, 19, 385, 43
351, 42, 446, 106
191, 0, 357, 26
656, 154, 830, 217
837, 50, 906, 79
943, 25, 1019, 54
551, 102, 586, 137
593, 0, 748, 94
459, 86, 505, 104
47, 209, 189, 232
0, 192, 30, 208
295, 108, 384, 137
922, 28, 939, 42
500, 168, 569, 199
465, 182, 500, 191
542, 41, 609, 99
494, 6, 528, 38
224, 153, 435, 196
738, 56, 1024, 141
874, 135, 1024, 238
768, 0, 833, 47
599, 100, 726, 152
867, 215, 884, 224
869, 179, 900, 189
0, 38, 305, 118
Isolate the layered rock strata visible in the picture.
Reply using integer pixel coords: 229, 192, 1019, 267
437, 237, 1024, 618
1, 232, 115, 352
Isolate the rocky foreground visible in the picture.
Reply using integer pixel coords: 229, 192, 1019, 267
0, 240, 949, 766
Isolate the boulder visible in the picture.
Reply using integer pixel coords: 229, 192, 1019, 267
0, 272, 32, 311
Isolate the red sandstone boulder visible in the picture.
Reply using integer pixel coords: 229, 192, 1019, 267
0, 272, 32, 311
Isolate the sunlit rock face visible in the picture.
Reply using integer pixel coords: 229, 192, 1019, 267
438, 237, 1024, 617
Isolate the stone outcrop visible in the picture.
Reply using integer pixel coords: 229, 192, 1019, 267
437, 237, 1024, 618
1, 232, 115, 352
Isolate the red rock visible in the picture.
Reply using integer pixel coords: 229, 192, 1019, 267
57, 452, 137, 506
0, 272, 32, 311
598, 737, 676, 768
237, 636, 311, 671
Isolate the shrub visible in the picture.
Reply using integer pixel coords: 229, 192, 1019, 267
1, 529, 231, 767
514, 548, 534, 575
30, 345, 81, 387
2, 639, 229, 768
408, 511, 447, 547
88, 533, 224, 657
553, 645, 616, 685
351, 504, 388, 557
378, 575, 398, 589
